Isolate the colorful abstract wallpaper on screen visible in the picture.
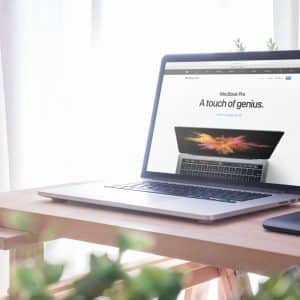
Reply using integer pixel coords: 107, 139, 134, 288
175, 127, 284, 159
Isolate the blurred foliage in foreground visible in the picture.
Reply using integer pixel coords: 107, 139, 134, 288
10, 227, 183, 300
251, 267, 300, 300
7, 213, 300, 300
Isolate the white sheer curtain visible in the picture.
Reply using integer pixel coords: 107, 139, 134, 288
0, 44, 9, 192
274, 0, 299, 49
0, 0, 95, 190
0, 0, 93, 294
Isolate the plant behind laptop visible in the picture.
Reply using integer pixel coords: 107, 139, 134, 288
233, 37, 278, 51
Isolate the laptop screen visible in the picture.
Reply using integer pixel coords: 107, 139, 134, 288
146, 56, 300, 186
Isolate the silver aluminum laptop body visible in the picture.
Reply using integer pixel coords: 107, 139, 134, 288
39, 181, 299, 222
39, 51, 300, 222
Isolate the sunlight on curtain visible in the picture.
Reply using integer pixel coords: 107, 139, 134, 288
274, 0, 299, 49
0, 53, 8, 298
0, 0, 94, 190
0, 45, 9, 191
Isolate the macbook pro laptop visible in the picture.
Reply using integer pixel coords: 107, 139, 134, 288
175, 127, 284, 183
39, 51, 300, 222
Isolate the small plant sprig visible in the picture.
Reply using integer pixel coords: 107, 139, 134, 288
266, 38, 278, 51
234, 38, 246, 51
233, 37, 279, 52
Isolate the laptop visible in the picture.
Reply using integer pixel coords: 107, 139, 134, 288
39, 51, 300, 222
175, 127, 284, 183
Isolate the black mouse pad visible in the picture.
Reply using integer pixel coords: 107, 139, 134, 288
263, 212, 300, 235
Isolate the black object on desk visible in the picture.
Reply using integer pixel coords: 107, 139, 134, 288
263, 212, 300, 235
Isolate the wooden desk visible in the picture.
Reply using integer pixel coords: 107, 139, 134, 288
0, 188, 300, 276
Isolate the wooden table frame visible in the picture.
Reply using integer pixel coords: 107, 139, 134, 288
0, 187, 300, 278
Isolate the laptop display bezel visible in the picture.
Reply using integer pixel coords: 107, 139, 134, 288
141, 50, 300, 194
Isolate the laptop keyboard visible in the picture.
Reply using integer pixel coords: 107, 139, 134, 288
108, 182, 271, 203
179, 158, 264, 182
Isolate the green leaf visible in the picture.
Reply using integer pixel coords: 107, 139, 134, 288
30, 291, 54, 300
122, 266, 183, 300
11, 262, 64, 299
12, 265, 45, 296
6, 212, 34, 232
41, 262, 64, 285
142, 266, 183, 300
253, 268, 300, 300
117, 230, 154, 256
72, 254, 126, 298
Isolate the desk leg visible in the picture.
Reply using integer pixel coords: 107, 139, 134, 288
8, 242, 44, 298
218, 269, 252, 300
184, 282, 209, 300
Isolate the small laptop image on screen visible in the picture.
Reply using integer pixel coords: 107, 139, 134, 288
175, 127, 284, 182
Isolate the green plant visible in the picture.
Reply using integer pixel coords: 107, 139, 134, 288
234, 38, 246, 51
10, 230, 183, 300
251, 267, 300, 300
233, 37, 279, 51
266, 38, 278, 51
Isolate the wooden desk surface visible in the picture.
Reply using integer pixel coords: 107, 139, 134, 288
0, 188, 299, 276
